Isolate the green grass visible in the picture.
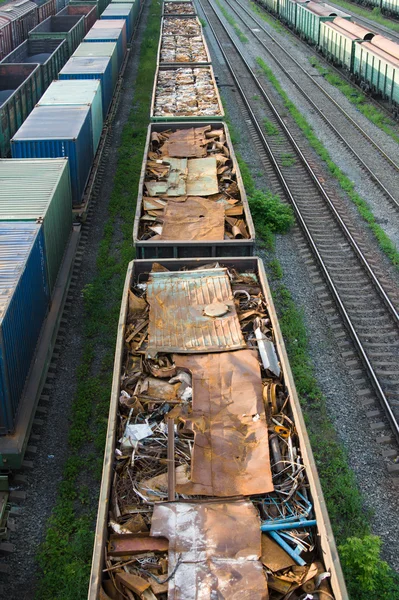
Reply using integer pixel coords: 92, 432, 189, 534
34, 2, 161, 598
325, 0, 399, 32
249, 0, 285, 31
308, 56, 399, 144
256, 56, 399, 269
281, 151, 296, 166
263, 117, 279, 135
215, 0, 249, 42
199, 17, 207, 27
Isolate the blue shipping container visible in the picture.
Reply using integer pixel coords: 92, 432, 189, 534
101, 4, 134, 40
0, 222, 49, 434
83, 26, 124, 71
59, 56, 114, 116
11, 105, 93, 205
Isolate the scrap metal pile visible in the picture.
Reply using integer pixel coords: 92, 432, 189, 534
101, 264, 335, 600
163, 2, 195, 14
154, 68, 221, 118
139, 125, 250, 241
162, 17, 201, 36
160, 35, 208, 63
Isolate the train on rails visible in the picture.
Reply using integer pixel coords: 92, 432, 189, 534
0, 2, 350, 598
256, 0, 399, 115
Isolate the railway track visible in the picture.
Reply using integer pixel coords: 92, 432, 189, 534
198, 0, 399, 475
223, 0, 399, 216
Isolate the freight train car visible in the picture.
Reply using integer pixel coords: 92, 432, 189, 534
28, 14, 86, 56
0, 1, 39, 49
319, 17, 374, 70
88, 258, 348, 600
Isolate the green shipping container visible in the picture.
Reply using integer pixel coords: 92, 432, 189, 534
110, 0, 138, 23
0, 159, 73, 293
37, 79, 103, 153
28, 15, 86, 57
72, 41, 119, 86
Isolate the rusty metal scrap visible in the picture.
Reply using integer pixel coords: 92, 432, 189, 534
173, 350, 274, 496
160, 35, 208, 63
154, 68, 221, 118
163, 17, 201, 36
140, 126, 250, 241
150, 500, 269, 600
146, 268, 246, 356
164, 2, 195, 15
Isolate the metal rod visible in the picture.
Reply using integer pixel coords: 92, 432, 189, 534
167, 418, 176, 501
261, 519, 317, 532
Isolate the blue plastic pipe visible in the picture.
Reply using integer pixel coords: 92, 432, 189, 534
268, 531, 307, 566
261, 519, 317, 532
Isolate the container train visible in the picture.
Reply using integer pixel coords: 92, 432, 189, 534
256, 0, 399, 115
0, 3, 349, 598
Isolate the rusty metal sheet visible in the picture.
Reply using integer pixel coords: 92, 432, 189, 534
146, 268, 246, 356
160, 196, 225, 241
150, 500, 269, 600
186, 157, 218, 196
173, 350, 274, 496
108, 534, 169, 556
160, 126, 210, 157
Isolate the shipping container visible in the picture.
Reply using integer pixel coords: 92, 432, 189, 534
0, 17, 13, 62
11, 105, 94, 205
0, 222, 49, 434
1, 38, 69, 92
0, 1, 38, 48
57, 3, 98, 34
87, 257, 348, 600
295, 1, 350, 46
69, 0, 109, 17
100, 4, 134, 40
59, 55, 114, 116
110, 0, 138, 23
72, 40, 118, 87
38, 79, 103, 153
134, 122, 255, 258
84, 20, 126, 68
0, 159, 72, 292
162, 0, 196, 16
0, 63, 41, 158
28, 15, 85, 56
151, 65, 224, 121
37, 0, 57, 22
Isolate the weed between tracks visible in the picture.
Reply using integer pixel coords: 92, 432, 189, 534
34, 1, 161, 598
256, 56, 399, 269
215, 0, 249, 42
308, 56, 399, 145
223, 103, 399, 598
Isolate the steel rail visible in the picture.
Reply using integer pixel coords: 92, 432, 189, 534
198, 0, 399, 443
223, 0, 399, 210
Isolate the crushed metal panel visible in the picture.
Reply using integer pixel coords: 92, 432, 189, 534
146, 268, 246, 356
150, 500, 269, 600
145, 157, 187, 197
186, 156, 218, 196
160, 126, 210, 157
160, 196, 225, 241
174, 350, 274, 496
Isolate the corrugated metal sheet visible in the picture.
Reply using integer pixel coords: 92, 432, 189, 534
146, 268, 246, 356
38, 79, 103, 153
11, 105, 93, 205
85, 20, 126, 67
72, 41, 119, 86
59, 55, 114, 115
0, 222, 49, 434
0, 158, 72, 292
101, 4, 133, 40
0, 63, 42, 158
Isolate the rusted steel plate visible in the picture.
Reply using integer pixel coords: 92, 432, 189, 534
146, 268, 246, 356
174, 350, 274, 496
150, 500, 268, 600
161, 196, 225, 241
108, 534, 169, 556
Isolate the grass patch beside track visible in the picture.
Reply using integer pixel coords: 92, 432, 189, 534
308, 56, 399, 145
215, 0, 249, 42
223, 99, 399, 599
34, 2, 161, 598
256, 56, 399, 269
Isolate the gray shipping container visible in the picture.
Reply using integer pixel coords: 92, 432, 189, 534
0, 222, 49, 434
0, 38, 69, 93
28, 15, 86, 56
0, 159, 73, 293
133, 121, 255, 258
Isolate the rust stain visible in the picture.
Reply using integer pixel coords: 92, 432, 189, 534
150, 500, 269, 600
161, 196, 225, 241
174, 349, 274, 496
